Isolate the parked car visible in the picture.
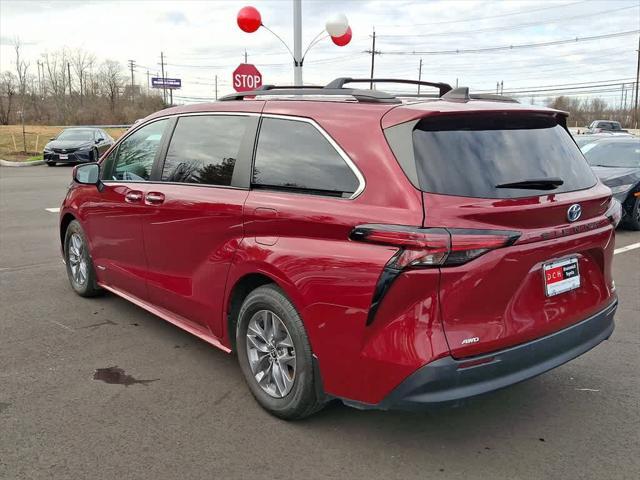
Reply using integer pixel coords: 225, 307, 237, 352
59, 79, 620, 419
585, 120, 627, 134
574, 134, 606, 148
580, 137, 640, 230
44, 127, 114, 166
574, 133, 632, 148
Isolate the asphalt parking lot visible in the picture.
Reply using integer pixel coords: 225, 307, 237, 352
1, 165, 638, 480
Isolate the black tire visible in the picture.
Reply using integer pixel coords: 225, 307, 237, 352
92, 148, 99, 162
622, 196, 640, 231
64, 220, 102, 297
46, 161, 55, 167
236, 284, 325, 420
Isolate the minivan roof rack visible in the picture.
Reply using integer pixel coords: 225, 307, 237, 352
219, 85, 401, 104
325, 78, 452, 97
219, 78, 517, 104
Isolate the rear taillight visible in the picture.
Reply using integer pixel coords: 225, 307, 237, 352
350, 224, 520, 268
605, 198, 622, 227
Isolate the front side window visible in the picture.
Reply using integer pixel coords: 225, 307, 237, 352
252, 118, 359, 197
110, 119, 168, 181
161, 115, 249, 186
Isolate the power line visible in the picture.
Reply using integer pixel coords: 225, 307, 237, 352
492, 81, 630, 95
493, 78, 636, 91
377, 4, 639, 38
376, 0, 588, 27
475, 78, 637, 94
376, 50, 635, 76
377, 30, 639, 55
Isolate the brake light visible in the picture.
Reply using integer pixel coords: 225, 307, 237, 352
605, 198, 622, 227
350, 224, 520, 268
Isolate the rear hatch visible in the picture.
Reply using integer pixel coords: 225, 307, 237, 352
389, 111, 617, 358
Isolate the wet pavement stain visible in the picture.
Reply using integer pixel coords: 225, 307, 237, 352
93, 366, 159, 387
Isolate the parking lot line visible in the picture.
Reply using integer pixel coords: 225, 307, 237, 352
614, 242, 640, 255
45, 207, 60, 213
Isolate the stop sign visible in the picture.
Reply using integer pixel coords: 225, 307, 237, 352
233, 63, 262, 92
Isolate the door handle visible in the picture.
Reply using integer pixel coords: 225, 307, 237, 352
145, 192, 165, 205
125, 190, 143, 203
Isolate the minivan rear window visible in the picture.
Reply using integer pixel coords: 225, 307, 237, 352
412, 114, 596, 198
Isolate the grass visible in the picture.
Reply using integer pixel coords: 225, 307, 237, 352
0, 125, 128, 162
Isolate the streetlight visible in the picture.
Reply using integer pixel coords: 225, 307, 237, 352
237, 2, 352, 86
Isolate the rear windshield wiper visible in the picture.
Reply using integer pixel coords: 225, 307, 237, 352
495, 178, 564, 190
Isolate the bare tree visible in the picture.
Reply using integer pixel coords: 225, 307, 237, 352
14, 39, 30, 151
71, 48, 95, 105
41, 49, 72, 123
546, 95, 635, 128
0, 72, 17, 125
99, 60, 123, 112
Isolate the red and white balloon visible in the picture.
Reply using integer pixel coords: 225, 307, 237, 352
325, 13, 349, 37
237, 6, 262, 33
237, 6, 352, 47
326, 13, 351, 46
331, 26, 352, 46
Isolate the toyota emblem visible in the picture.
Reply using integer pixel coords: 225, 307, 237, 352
567, 204, 582, 222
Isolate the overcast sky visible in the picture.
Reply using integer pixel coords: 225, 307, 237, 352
1, 0, 638, 104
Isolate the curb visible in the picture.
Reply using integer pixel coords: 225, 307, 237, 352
0, 159, 45, 167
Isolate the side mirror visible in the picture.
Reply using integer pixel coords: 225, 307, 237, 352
96, 138, 104, 143
73, 162, 100, 185
50, 137, 56, 141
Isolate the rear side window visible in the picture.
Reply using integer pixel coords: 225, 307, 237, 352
161, 115, 249, 186
252, 118, 359, 197
109, 119, 168, 181
411, 115, 596, 198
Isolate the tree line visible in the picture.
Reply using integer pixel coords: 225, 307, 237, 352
0, 40, 636, 131
0, 41, 164, 128
546, 96, 638, 129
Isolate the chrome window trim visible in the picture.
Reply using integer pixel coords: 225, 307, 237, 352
258, 114, 366, 200
103, 111, 366, 200
102, 113, 257, 186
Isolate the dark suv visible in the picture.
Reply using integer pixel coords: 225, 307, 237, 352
60, 78, 620, 419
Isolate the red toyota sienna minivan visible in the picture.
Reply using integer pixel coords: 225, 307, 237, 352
60, 79, 620, 419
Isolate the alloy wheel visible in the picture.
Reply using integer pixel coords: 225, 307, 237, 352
68, 233, 88, 286
245, 309, 296, 398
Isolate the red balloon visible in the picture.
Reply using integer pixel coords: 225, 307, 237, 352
237, 6, 261, 33
331, 26, 352, 46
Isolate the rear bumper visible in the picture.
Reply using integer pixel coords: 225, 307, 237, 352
345, 298, 617, 411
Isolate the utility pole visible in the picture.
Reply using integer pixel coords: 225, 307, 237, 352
146, 70, 150, 93
417, 58, 423, 94
167, 71, 172, 106
293, 0, 302, 86
244, 49, 248, 63
496, 82, 499, 94
215, 75, 218, 100
620, 83, 625, 110
67, 62, 72, 96
160, 51, 167, 105
369, 28, 377, 89
128, 59, 135, 102
500, 80, 504, 95
36, 60, 42, 97
634, 35, 639, 129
